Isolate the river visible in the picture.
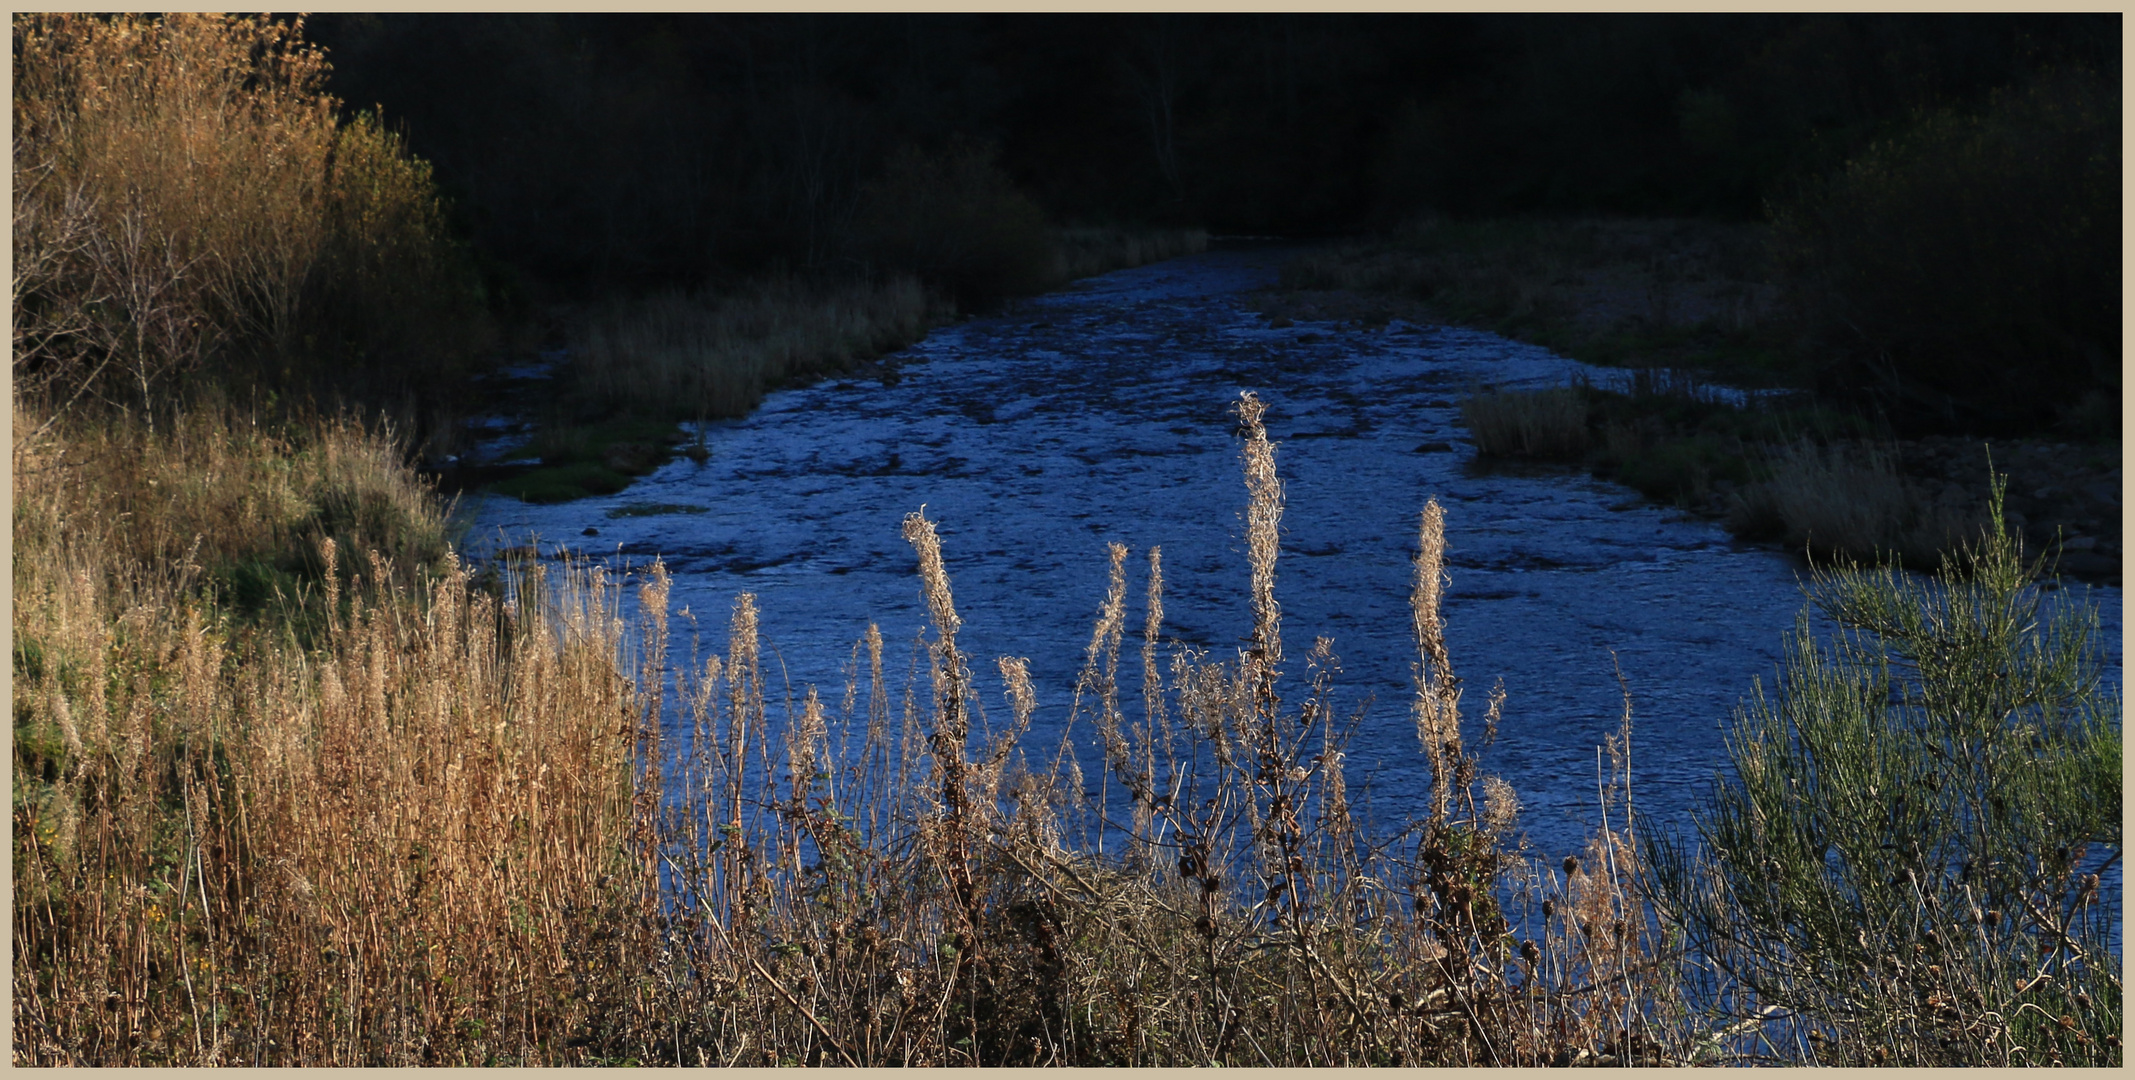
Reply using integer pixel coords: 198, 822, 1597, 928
469, 243, 2122, 876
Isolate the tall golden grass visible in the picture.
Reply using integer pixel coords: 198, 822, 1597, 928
16, 391, 1696, 1064
619, 391, 1689, 1065
11, 402, 655, 1065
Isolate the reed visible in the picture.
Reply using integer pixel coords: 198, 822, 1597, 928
79, 390, 2107, 1066
615, 391, 1693, 1065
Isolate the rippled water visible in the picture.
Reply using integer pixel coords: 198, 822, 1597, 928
470, 244, 2121, 869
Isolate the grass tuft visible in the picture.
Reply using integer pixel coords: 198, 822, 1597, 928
1463, 386, 1590, 460
1726, 440, 1984, 568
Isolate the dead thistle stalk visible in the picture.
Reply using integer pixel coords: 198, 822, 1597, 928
1412, 500, 1463, 826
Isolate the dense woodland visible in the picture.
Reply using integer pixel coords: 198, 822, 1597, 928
14, 13, 2118, 432
311, 13, 2122, 436
308, 14, 2114, 288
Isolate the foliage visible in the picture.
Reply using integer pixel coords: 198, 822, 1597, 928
1648, 481, 2122, 1065
1768, 65, 2120, 435
1463, 387, 1589, 460
30, 385, 2108, 1065
11, 13, 490, 424
1055, 226, 1209, 279
11, 401, 453, 637
1725, 440, 1983, 569
311, 113, 493, 398
855, 142, 1062, 308
1285, 217, 1798, 390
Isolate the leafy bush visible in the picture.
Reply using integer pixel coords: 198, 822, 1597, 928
1769, 66, 2120, 435
1649, 482, 2122, 1065
11, 13, 490, 418
854, 142, 1062, 308
310, 112, 493, 395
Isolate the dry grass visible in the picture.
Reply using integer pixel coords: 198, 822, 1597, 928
1462, 386, 1591, 460
1281, 216, 1795, 387
16, 390, 1694, 1066
11, 13, 489, 427
569, 226, 1206, 423
12, 404, 652, 1065
568, 277, 940, 420
620, 391, 1691, 1065
1728, 440, 1986, 568
1055, 226, 1210, 281
12, 400, 450, 606
1288, 216, 1777, 337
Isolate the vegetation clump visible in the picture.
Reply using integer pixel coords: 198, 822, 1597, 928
13, 402, 641, 1065
1284, 217, 1795, 390
12, 13, 491, 436
13, 11, 2118, 1068
1769, 65, 2120, 435
16, 383, 2119, 1066
611, 392, 1688, 1066
567, 276, 938, 423
1649, 480, 2122, 1066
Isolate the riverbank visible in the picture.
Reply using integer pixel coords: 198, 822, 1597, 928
437, 226, 1210, 505
1270, 217, 1795, 387
1258, 218, 2121, 583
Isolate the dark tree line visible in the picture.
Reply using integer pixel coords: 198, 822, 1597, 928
307, 14, 2115, 301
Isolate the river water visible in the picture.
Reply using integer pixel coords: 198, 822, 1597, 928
469, 244, 2121, 876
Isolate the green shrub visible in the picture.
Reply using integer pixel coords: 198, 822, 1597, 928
1650, 481, 2122, 1065
854, 142, 1061, 307
1769, 66, 2119, 435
